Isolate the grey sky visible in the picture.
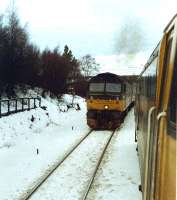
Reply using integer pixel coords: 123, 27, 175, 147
1, 0, 176, 56
0, 0, 176, 74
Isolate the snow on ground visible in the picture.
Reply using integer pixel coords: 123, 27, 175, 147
30, 131, 112, 200
0, 91, 90, 200
87, 109, 142, 200
0, 89, 141, 200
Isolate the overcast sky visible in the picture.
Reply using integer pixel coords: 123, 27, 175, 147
0, 0, 177, 74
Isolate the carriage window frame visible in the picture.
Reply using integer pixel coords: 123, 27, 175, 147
167, 44, 176, 139
165, 33, 177, 139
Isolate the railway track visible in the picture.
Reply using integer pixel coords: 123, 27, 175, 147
81, 129, 116, 200
20, 129, 93, 200
20, 129, 116, 200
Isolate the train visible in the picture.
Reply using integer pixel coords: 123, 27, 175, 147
86, 72, 134, 129
86, 13, 176, 200
135, 14, 176, 200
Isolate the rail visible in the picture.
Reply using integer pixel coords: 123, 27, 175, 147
0, 97, 41, 118
82, 129, 116, 200
20, 129, 93, 200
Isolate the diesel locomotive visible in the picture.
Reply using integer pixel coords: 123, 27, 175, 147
86, 72, 133, 129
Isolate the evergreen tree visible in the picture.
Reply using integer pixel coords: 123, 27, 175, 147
4, 10, 29, 95
0, 15, 8, 92
62, 45, 81, 83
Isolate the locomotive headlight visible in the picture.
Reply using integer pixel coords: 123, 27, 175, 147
104, 105, 109, 110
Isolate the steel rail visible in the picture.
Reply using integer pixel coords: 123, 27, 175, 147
21, 129, 93, 200
82, 129, 116, 200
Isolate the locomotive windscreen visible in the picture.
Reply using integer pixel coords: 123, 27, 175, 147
89, 82, 122, 93
105, 83, 121, 93
89, 83, 104, 92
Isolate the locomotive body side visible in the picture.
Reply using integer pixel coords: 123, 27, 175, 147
135, 14, 176, 200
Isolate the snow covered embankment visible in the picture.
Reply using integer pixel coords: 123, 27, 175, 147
0, 91, 89, 200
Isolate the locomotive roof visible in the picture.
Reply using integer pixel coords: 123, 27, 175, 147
89, 72, 126, 83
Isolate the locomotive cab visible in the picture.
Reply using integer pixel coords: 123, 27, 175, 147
86, 72, 132, 129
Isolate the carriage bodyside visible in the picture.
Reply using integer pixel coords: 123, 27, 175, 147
135, 14, 176, 200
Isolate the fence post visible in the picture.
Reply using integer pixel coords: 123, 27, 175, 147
28, 98, 30, 110
15, 99, 17, 112
22, 99, 24, 111
8, 100, 10, 114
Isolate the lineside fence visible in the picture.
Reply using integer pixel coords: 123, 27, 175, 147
0, 97, 41, 118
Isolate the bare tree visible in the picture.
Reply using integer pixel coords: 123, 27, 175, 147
80, 54, 99, 77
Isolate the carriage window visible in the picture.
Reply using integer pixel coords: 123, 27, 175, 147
169, 53, 177, 124
167, 45, 176, 138
89, 83, 105, 92
105, 83, 122, 93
